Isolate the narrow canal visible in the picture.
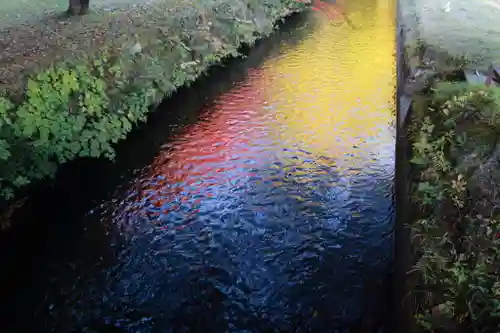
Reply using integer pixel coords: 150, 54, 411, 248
1, 0, 396, 331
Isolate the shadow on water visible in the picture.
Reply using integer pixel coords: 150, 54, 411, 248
0, 0, 396, 331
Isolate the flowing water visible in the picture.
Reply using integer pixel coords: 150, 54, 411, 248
1, 0, 396, 332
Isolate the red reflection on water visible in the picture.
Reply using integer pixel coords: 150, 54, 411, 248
298, 0, 351, 26
137, 68, 271, 230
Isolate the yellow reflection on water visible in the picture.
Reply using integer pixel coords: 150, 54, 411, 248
262, 0, 396, 170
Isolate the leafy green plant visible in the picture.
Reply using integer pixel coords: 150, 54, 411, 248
410, 81, 500, 332
0, 54, 152, 200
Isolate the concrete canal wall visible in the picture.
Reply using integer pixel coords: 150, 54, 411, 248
392, 0, 419, 332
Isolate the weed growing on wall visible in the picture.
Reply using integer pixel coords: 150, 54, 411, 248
0, 53, 154, 199
410, 81, 500, 332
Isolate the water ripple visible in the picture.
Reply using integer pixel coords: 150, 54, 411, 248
33, 0, 396, 332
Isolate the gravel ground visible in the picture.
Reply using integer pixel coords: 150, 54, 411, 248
0, 0, 171, 96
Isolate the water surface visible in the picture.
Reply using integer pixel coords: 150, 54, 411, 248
2, 1, 396, 332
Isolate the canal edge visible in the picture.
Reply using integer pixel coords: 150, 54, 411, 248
392, 0, 419, 332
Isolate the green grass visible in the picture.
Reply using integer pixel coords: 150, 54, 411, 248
402, 0, 500, 67
0, 0, 66, 26
0, 0, 159, 27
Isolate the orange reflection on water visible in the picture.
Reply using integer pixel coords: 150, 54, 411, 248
135, 67, 273, 228
263, 0, 396, 171
122, 0, 396, 230
310, 0, 351, 26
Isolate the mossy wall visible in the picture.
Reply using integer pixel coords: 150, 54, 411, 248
0, 0, 310, 212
